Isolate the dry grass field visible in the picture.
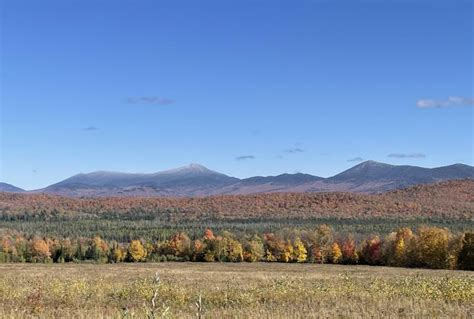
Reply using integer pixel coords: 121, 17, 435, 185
0, 263, 472, 318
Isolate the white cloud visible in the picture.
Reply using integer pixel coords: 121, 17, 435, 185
82, 126, 99, 131
284, 148, 304, 153
235, 155, 255, 161
417, 96, 474, 108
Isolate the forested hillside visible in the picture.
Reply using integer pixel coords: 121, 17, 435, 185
1, 180, 472, 221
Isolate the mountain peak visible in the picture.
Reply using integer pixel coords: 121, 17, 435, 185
158, 163, 214, 175
358, 160, 393, 167
187, 163, 210, 171
447, 163, 471, 168
329, 160, 400, 183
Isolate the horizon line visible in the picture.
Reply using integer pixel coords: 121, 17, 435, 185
1, 160, 472, 192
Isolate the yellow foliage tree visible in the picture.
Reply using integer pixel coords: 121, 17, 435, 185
128, 240, 146, 262
225, 238, 244, 262
397, 228, 413, 241
93, 236, 109, 252
265, 249, 277, 262
385, 228, 414, 266
416, 227, 449, 269
293, 238, 307, 263
243, 237, 264, 262
446, 234, 463, 270
85, 236, 109, 262
203, 251, 215, 262
111, 243, 126, 263
393, 237, 405, 266
281, 240, 294, 262
316, 224, 333, 263
330, 242, 342, 264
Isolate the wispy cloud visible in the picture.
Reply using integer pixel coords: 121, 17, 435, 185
126, 97, 175, 105
251, 129, 261, 136
284, 148, 304, 153
347, 157, 364, 162
235, 155, 255, 161
388, 153, 426, 159
82, 126, 99, 131
416, 96, 474, 108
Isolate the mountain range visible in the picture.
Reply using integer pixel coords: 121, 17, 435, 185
1, 161, 473, 197
0, 182, 25, 193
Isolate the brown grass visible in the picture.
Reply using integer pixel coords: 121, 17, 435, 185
0, 263, 472, 318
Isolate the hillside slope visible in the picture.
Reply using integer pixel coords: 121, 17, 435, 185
0, 183, 24, 193
1, 180, 472, 221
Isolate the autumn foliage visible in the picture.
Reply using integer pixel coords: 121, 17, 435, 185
0, 226, 471, 270
0, 180, 472, 222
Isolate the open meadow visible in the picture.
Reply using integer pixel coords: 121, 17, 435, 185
0, 263, 472, 318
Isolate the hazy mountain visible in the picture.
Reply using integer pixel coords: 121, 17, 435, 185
41, 164, 239, 197
327, 161, 474, 192
26, 161, 474, 197
48, 164, 236, 188
0, 182, 24, 193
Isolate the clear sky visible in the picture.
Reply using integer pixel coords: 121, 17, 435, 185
1, 0, 473, 190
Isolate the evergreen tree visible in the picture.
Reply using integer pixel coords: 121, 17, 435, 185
457, 232, 474, 270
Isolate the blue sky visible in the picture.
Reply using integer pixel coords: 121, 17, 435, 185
1, 0, 473, 190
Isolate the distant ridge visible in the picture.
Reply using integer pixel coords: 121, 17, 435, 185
0, 182, 24, 193
5, 161, 473, 197
327, 161, 474, 191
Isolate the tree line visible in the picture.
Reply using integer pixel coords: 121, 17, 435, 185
0, 225, 472, 270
